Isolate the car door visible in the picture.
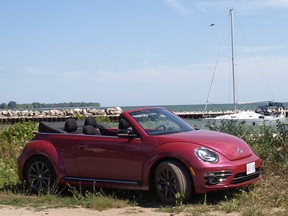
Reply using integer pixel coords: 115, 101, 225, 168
49, 134, 80, 177
74, 135, 143, 182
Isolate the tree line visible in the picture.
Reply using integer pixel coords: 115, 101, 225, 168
0, 101, 100, 109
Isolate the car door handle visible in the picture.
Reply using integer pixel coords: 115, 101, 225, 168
77, 144, 88, 150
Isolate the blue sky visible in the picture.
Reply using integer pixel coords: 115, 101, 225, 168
1, 0, 288, 107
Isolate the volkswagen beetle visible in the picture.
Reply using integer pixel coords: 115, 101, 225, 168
18, 107, 261, 204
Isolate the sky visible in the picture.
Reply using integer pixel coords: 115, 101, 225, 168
1, 0, 288, 107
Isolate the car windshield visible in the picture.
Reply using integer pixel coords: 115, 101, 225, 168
129, 108, 194, 135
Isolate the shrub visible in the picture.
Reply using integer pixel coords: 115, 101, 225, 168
206, 120, 288, 175
0, 122, 37, 187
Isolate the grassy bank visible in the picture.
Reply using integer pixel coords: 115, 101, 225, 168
0, 121, 287, 215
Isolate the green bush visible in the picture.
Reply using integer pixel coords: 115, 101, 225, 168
0, 122, 37, 187
206, 120, 288, 175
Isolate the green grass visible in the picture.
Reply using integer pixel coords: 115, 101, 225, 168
0, 120, 287, 215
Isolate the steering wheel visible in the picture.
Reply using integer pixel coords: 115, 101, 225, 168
156, 125, 166, 130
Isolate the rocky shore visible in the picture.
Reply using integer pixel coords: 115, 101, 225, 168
0, 107, 123, 119
0, 107, 245, 124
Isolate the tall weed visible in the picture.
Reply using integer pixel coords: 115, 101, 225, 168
206, 120, 288, 175
0, 122, 37, 187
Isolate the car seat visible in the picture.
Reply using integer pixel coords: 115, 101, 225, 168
83, 117, 101, 135
64, 118, 78, 133
118, 118, 131, 129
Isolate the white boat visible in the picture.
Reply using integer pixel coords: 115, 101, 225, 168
204, 9, 287, 126
208, 102, 287, 126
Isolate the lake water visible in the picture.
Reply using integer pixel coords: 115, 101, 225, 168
118, 102, 288, 113
117, 102, 288, 129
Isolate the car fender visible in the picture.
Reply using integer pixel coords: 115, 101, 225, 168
18, 139, 64, 181
142, 142, 197, 188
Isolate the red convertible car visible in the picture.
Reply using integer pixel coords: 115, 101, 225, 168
18, 107, 261, 204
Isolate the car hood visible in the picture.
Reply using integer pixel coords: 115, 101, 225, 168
156, 130, 252, 161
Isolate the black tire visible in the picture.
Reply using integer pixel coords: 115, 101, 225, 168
154, 160, 192, 205
25, 156, 56, 193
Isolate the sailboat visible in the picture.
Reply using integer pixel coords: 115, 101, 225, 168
204, 9, 287, 126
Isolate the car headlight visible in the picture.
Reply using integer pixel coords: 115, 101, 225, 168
194, 147, 218, 163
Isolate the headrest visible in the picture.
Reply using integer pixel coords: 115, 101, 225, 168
118, 118, 130, 129
83, 125, 97, 135
84, 116, 97, 128
64, 118, 77, 132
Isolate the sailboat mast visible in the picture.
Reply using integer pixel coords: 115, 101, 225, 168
230, 9, 237, 113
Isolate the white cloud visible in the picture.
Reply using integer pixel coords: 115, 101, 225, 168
24, 67, 97, 81
13, 54, 288, 106
233, 45, 287, 55
164, 0, 193, 16
261, 0, 288, 8
164, 0, 288, 15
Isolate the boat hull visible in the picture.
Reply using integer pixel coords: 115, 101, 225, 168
205, 111, 288, 126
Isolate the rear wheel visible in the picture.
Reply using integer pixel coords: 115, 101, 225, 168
25, 156, 56, 193
154, 160, 192, 205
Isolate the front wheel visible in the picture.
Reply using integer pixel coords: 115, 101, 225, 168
25, 156, 56, 193
154, 160, 192, 205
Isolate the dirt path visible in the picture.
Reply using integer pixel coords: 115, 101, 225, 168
0, 205, 241, 216
1, 205, 169, 216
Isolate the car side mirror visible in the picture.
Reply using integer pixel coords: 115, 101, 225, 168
117, 129, 138, 138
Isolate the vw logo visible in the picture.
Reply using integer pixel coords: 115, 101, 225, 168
237, 147, 244, 154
